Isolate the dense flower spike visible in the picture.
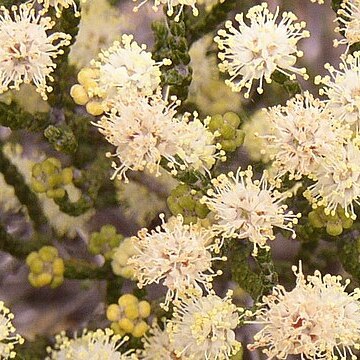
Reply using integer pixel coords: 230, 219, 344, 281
133, 0, 199, 22
128, 215, 225, 309
316, 52, 360, 131
0, 301, 24, 359
305, 140, 360, 220
168, 291, 241, 360
46, 328, 136, 359
0, 4, 71, 100
202, 167, 300, 255
334, 0, 360, 48
264, 92, 351, 179
247, 264, 360, 360
215, 3, 309, 98
93, 93, 181, 182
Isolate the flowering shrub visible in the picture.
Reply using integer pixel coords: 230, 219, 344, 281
1, 0, 360, 359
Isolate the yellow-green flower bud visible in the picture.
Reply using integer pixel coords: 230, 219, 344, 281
326, 221, 343, 236
167, 184, 210, 224
309, 206, 353, 236
208, 112, 244, 153
138, 301, 151, 318
89, 225, 123, 260
132, 320, 149, 337
26, 246, 64, 288
124, 303, 139, 320
118, 318, 134, 333
106, 294, 150, 337
31, 158, 73, 200
118, 294, 138, 308
106, 304, 121, 322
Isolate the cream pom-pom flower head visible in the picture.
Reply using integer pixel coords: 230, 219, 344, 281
168, 291, 242, 360
46, 328, 135, 359
128, 214, 225, 310
316, 52, 360, 131
264, 92, 351, 180
305, 139, 360, 220
93, 93, 181, 182
0, 4, 71, 100
0, 301, 24, 359
215, 3, 309, 98
247, 263, 360, 360
334, 0, 360, 49
202, 166, 300, 256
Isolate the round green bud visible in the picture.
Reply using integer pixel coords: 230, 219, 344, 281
50, 275, 64, 288
220, 123, 236, 140
208, 114, 223, 132
61, 168, 73, 185
308, 211, 324, 228
194, 202, 210, 219
220, 139, 237, 152
39, 246, 58, 262
178, 195, 196, 211
29, 258, 44, 274
223, 112, 241, 128
326, 221, 343, 236
31, 179, 47, 193
234, 130, 245, 147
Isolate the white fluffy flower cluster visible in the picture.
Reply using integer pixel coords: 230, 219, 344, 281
168, 291, 241, 360
129, 214, 225, 309
46, 328, 136, 360
215, 3, 309, 98
69, 28, 223, 181
264, 91, 351, 180
247, 264, 360, 360
0, 4, 71, 100
127, 212, 242, 359
316, 52, 360, 131
139, 292, 242, 360
202, 166, 300, 255
334, 0, 360, 48
0, 301, 24, 359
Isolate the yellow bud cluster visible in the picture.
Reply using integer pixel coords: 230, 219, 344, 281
106, 294, 150, 338
111, 238, 138, 279
31, 157, 73, 199
26, 246, 64, 288
70, 67, 105, 116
